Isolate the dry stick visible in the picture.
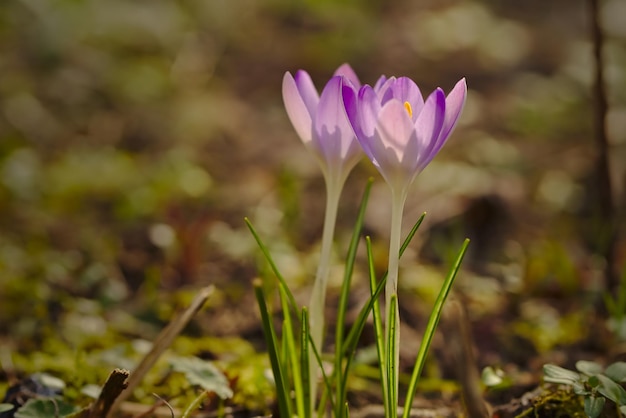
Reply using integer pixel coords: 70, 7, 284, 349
106, 285, 216, 418
87, 369, 130, 418
588, 0, 617, 291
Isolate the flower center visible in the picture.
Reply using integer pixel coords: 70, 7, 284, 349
404, 101, 413, 118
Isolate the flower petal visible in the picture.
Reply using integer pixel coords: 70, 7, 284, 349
428, 78, 467, 159
351, 86, 382, 162
376, 99, 418, 165
376, 76, 396, 103
294, 70, 319, 116
314, 76, 359, 164
358, 86, 381, 137
282, 72, 313, 144
388, 77, 424, 117
373, 75, 388, 92
414, 88, 446, 168
365, 99, 419, 189
334, 63, 361, 88
441, 78, 467, 141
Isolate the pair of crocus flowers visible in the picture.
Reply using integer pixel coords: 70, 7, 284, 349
282, 63, 467, 199
282, 63, 467, 332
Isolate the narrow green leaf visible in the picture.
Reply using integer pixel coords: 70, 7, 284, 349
335, 178, 372, 417
245, 218, 298, 313
341, 402, 350, 418
399, 213, 425, 255
279, 285, 304, 418
253, 280, 293, 418
386, 295, 398, 418
366, 236, 386, 410
341, 260, 386, 357
403, 238, 470, 418
332, 238, 387, 418
181, 391, 210, 418
301, 308, 311, 418
308, 331, 335, 416
342, 212, 425, 358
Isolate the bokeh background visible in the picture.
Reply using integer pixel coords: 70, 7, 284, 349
1, 0, 625, 412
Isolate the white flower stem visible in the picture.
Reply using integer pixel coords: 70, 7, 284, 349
308, 174, 343, 411
386, 187, 407, 415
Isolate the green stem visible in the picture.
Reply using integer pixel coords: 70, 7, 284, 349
181, 391, 209, 418
308, 175, 343, 411
385, 188, 407, 416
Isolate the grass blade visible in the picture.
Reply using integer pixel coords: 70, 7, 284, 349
280, 285, 304, 418
253, 279, 293, 418
342, 213, 425, 357
309, 333, 335, 417
400, 213, 425, 255
301, 308, 311, 418
337, 237, 388, 418
402, 238, 470, 418
245, 217, 298, 313
334, 178, 373, 415
386, 294, 398, 418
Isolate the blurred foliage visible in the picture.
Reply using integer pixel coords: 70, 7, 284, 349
0, 0, 625, 414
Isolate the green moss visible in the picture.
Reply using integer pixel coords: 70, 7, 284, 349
515, 389, 586, 418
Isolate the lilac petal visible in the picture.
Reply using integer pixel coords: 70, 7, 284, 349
373, 75, 388, 92
350, 86, 379, 162
414, 88, 446, 167
356, 85, 381, 141
440, 78, 467, 141
374, 99, 417, 168
342, 78, 360, 137
389, 77, 424, 118
293, 70, 320, 117
283, 72, 313, 144
334, 63, 361, 87
314, 76, 356, 162
429, 78, 467, 158
376, 76, 396, 103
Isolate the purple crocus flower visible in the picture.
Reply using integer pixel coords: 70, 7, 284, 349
282, 64, 363, 183
282, 64, 364, 415
343, 76, 467, 193
342, 75, 466, 416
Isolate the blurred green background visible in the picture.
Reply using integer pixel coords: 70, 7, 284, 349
0, 0, 625, 409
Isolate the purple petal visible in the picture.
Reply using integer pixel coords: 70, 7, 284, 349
414, 88, 446, 168
314, 76, 356, 161
364, 100, 418, 188
293, 70, 319, 117
373, 75, 388, 92
356, 85, 381, 142
376, 99, 417, 163
440, 78, 467, 141
390, 77, 424, 120
429, 78, 467, 158
377, 76, 396, 104
334, 63, 361, 88
282, 72, 313, 144
342, 78, 359, 137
